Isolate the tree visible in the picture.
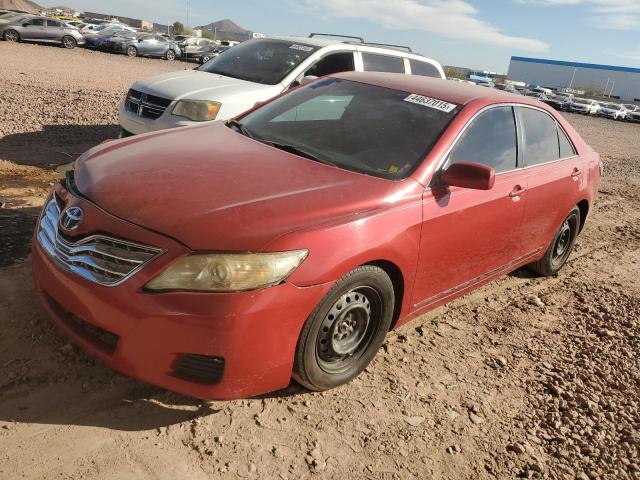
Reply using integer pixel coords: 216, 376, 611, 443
444, 67, 466, 80
172, 21, 185, 35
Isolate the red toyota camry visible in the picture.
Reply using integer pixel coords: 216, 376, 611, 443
32, 72, 601, 399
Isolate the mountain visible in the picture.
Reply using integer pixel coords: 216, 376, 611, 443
0, 0, 40, 13
197, 18, 252, 41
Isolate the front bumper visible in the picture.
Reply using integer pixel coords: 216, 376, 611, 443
118, 101, 210, 135
32, 186, 332, 399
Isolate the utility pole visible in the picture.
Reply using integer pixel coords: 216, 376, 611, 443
608, 81, 615, 97
604, 78, 610, 97
569, 67, 577, 88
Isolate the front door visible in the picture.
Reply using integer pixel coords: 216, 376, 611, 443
21, 18, 46, 41
411, 105, 529, 310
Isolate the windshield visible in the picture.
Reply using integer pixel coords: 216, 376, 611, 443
198, 38, 319, 85
602, 103, 620, 110
237, 78, 459, 179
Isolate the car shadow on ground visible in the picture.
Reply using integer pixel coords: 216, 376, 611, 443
0, 124, 120, 167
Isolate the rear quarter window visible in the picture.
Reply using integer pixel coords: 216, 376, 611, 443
409, 59, 441, 78
362, 53, 405, 74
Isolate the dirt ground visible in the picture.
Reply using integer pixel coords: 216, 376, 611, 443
0, 42, 638, 480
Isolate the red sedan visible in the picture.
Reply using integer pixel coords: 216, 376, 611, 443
32, 72, 601, 399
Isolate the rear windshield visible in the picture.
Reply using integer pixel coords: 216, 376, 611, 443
237, 78, 459, 179
197, 39, 319, 85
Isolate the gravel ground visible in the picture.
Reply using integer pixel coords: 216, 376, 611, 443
0, 42, 639, 480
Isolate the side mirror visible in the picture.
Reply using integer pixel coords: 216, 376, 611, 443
441, 161, 495, 190
22, 23, 30, 27
300, 75, 319, 86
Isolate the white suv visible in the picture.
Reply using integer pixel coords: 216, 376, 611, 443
119, 33, 445, 136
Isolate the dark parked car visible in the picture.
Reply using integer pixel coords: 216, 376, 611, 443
197, 45, 230, 64
542, 94, 572, 111
0, 16, 85, 48
84, 24, 135, 49
102, 33, 181, 60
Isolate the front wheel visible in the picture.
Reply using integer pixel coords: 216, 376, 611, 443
61, 35, 76, 49
293, 265, 395, 391
165, 49, 176, 61
529, 207, 580, 276
4, 29, 20, 42
126, 46, 137, 57
201, 55, 211, 63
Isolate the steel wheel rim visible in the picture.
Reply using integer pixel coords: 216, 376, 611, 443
316, 286, 382, 374
551, 216, 576, 268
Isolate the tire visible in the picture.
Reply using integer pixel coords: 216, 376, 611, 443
201, 55, 211, 63
61, 35, 76, 49
529, 207, 580, 276
165, 49, 176, 61
293, 265, 395, 392
126, 46, 137, 57
3, 29, 20, 42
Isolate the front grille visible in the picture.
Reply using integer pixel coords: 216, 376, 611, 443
125, 89, 172, 120
37, 197, 163, 286
172, 354, 225, 384
44, 293, 119, 354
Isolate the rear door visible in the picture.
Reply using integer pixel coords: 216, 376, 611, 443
412, 105, 529, 310
21, 18, 45, 41
516, 106, 583, 254
44, 19, 64, 42
359, 51, 407, 74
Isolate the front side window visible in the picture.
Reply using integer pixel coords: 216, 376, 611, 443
305, 52, 355, 78
409, 59, 441, 78
46, 20, 62, 27
447, 106, 517, 174
28, 18, 45, 26
238, 78, 459, 179
198, 39, 319, 85
362, 53, 405, 74
519, 107, 560, 166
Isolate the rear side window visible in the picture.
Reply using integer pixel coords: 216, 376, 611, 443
447, 106, 517, 174
362, 53, 405, 74
520, 107, 560, 166
409, 59, 441, 78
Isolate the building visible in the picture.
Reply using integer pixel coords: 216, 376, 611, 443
83, 11, 153, 30
508, 56, 640, 101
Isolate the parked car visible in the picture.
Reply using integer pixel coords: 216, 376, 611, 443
119, 33, 446, 136
525, 91, 548, 101
568, 98, 600, 115
84, 24, 136, 49
197, 45, 229, 64
180, 37, 216, 60
1, 16, 85, 48
598, 102, 628, 120
102, 32, 181, 60
542, 94, 572, 111
626, 106, 640, 123
35, 73, 601, 399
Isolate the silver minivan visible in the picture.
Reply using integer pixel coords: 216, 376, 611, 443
119, 34, 445, 136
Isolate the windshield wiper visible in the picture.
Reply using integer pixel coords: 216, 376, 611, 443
226, 119, 254, 139
265, 141, 338, 167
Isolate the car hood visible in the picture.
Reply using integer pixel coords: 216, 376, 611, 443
131, 69, 274, 101
74, 122, 398, 251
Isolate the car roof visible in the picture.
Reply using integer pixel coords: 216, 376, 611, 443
331, 71, 539, 107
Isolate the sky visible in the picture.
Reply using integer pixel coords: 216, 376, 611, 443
39, 0, 639, 73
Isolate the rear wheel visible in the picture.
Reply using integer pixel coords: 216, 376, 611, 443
4, 29, 20, 42
165, 49, 176, 61
126, 46, 137, 57
529, 207, 580, 276
293, 266, 394, 391
201, 55, 211, 63
61, 35, 76, 49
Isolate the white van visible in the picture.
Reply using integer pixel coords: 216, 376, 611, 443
119, 33, 445, 136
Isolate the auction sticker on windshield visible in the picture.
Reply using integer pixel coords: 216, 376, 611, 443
403, 94, 457, 113
290, 44, 314, 52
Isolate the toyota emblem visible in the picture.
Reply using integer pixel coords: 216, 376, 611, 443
59, 207, 84, 231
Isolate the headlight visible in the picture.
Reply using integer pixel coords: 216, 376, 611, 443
145, 250, 308, 292
171, 100, 221, 121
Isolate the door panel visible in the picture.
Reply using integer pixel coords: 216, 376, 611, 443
412, 170, 528, 309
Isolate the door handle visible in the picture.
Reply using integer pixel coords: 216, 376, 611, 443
571, 167, 582, 179
509, 185, 526, 198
